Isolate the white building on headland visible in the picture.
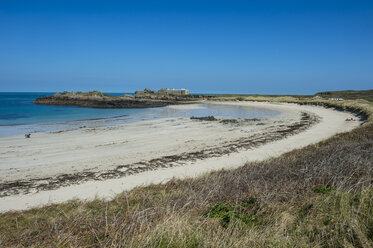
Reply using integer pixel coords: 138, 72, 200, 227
158, 88, 190, 95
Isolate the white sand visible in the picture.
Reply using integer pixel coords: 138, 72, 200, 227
0, 101, 360, 212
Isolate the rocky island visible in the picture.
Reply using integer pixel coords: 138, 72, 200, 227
33, 89, 199, 108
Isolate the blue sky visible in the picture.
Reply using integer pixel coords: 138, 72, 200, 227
0, 0, 372, 94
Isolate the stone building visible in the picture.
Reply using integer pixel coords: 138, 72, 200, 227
158, 88, 190, 95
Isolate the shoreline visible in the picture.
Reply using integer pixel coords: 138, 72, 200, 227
0, 101, 361, 212
0, 102, 280, 138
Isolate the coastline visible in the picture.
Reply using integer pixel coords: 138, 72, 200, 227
0, 101, 361, 212
0, 100, 280, 137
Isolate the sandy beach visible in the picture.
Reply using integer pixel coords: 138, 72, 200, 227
0, 101, 361, 212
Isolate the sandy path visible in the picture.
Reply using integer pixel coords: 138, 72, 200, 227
0, 101, 360, 212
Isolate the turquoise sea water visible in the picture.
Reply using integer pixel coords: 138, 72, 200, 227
0, 92, 280, 137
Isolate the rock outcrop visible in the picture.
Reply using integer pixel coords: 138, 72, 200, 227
33, 90, 197, 109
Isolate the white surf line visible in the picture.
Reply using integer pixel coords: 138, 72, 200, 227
0, 102, 360, 212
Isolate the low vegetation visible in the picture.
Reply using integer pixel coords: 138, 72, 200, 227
204, 89, 373, 102
58, 90, 113, 97
1, 94, 372, 247
315, 89, 373, 102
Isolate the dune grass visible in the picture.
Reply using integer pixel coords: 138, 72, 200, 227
0, 97, 372, 247
315, 90, 373, 102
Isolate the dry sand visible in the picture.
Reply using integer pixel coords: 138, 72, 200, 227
0, 101, 361, 212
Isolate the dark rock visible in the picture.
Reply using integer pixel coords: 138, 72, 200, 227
190, 116, 217, 121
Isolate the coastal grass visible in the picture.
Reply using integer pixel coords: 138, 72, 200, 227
315, 89, 373, 102
203, 89, 373, 102
0, 98, 372, 247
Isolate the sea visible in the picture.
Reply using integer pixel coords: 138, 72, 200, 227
0, 92, 280, 137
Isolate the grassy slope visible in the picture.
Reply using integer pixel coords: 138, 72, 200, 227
203, 89, 373, 102
0, 97, 372, 247
315, 90, 373, 102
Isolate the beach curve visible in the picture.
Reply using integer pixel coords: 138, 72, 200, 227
0, 101, 361, 212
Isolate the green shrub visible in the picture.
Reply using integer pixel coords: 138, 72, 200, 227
313, 187, 334, 194
206, 200, 259, 228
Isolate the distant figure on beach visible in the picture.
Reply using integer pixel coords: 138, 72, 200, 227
25, 133, 31, 138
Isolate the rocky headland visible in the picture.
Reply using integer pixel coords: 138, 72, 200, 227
33, 89, 199, 108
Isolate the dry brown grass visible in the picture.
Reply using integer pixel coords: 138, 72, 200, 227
0, 98, 372, 247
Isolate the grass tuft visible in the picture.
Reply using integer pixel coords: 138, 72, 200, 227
313, 186, 334, 194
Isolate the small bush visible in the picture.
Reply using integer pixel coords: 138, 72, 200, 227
206, 200, 259, 228
314, 187, 334, 194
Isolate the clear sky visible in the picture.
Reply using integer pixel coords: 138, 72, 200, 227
0, 0, 372, 94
